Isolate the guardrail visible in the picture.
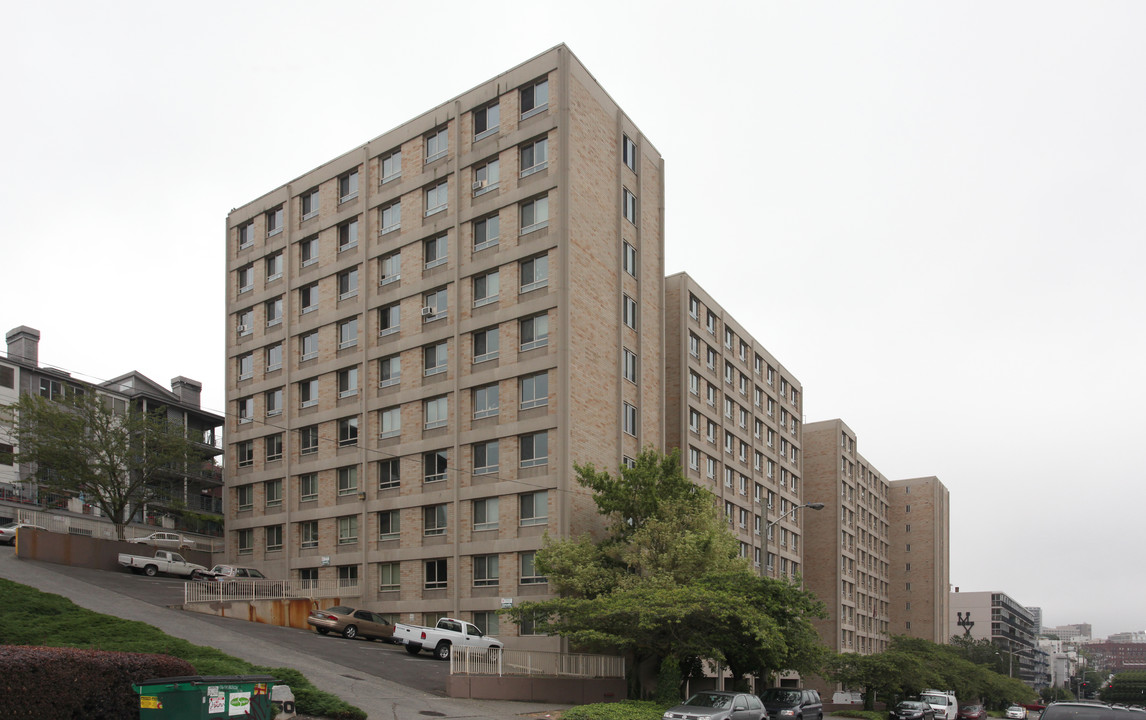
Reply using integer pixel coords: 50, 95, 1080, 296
184, 578, 361, 604
450, 646, 625, 678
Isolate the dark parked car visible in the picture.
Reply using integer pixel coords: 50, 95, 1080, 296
760, 689, 823, 720
663, 691, 768, 720
890, 701, 937, 720
307, 605, 395, 641
1042, 703, 1128, 720
959, 706, 987, 720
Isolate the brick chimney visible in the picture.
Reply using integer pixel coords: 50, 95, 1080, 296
171, 376, 203, 408
6, 326, 40, 365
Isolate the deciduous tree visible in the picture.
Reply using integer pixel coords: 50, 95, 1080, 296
3, 391, 205, 540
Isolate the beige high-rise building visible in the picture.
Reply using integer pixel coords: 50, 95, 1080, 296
223, 45, 663, 648
802, 419, 891, 656
664, 273, 808, 580
888, 476, 950, 643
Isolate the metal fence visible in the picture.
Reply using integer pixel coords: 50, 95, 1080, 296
450, 646, 625, 678
184, 578, 361, 604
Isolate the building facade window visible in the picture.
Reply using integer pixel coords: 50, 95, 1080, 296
237, 441, 254, 468
473, 440, 499, 475
520, 490, 548, 526
338, 218, 359, 251
424, 396, 448, 429
473, 158, 499, 194
424, 233, 448, 268
337, 465, 358, 494
473, 497, 498, 530
425, 127, 448, 163
474, 102, 500, 140
338, 515, 358, 545
474, 215, 500, 250
299, 426, 318, 455
381, 150, 401, 183
520, 551, 546, 584
378, 458, 399, 489
300, 189, 319, 220
424, 504, 447, 536
379, 561, 400, 591
299, 474, 318, 502
622, 134, 637, 171
300, 236, 318, 267
520, 78, 549, 119
265, 434, 283, 462
520, 431, 548, 468
423, 341, 448, 376
473, 270, 499, 307
520, 255, 548, 292
622, 188, 637, 224
520, 137, 548, 177
424, 559, 447, 590
520, 313, 548, 351
473, 328, 499, 363
338, 169, 359, 203
473, 383, 499, 419
379, 354, 401, 388
379, 510, 400, 541
338, 417, 359, 447
338, 367, 358, 398
520, 196, 548, 233
473, 554, 499, 586
424, 450, 448, 483
520, 372, 548, 409
379, 406, 401, 439
379, 201, 401, 235
425, 182, 448, 216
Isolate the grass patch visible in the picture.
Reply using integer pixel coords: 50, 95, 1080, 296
0, 578, 364, 719
561, 700, 669, 720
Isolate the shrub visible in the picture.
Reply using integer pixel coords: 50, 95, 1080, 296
562, 699, 668, 720
0, 645, 194, 719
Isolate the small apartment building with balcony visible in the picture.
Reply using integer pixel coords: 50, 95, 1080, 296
888, 476, 951, 644
664, 273, 807, 581
802, 419, 891, 657
1, 326, 224, 529
223, 45, 665, 649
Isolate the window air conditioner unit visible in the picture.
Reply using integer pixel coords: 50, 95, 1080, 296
472, 180, 487, 191
421, 306, 435, 317
237, 324, 248, 332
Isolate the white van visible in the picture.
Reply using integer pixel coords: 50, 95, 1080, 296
920, 690, 958, 720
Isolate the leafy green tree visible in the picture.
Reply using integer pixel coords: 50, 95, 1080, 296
826, 637, 1036, 710
1102, 671, 1146, 704
2, 391, 205, 540
503, 447, 826, 697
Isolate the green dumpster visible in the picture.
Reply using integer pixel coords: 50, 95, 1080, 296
133, 675, 276, 719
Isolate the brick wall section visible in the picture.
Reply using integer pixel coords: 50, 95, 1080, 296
889, 476, 950, 643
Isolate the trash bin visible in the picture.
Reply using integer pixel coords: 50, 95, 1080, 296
133, 675, 276, 719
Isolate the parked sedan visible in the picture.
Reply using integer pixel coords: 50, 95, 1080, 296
959, 706, 987, 720
307, 606, 395, 641
0, 522, 44, 545
890, 701, 937, 720
128, 532, 189, 549
1006, 707, 1028, 720
663, 691, 768, 720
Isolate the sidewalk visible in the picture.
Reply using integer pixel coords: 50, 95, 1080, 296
0, 550, 569, 720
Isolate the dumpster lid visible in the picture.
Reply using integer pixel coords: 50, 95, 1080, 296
136, 675, 277, 687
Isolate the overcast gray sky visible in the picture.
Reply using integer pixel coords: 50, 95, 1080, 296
3, 1, 1143, 638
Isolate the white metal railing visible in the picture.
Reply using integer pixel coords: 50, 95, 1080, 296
184, 578, 360, 604
450, 647, 625, 678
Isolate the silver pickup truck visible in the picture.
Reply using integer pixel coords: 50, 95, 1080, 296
393, 617, 502, 660
117, 550, 207, 578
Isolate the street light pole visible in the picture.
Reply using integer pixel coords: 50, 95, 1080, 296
765, 501, 825, 579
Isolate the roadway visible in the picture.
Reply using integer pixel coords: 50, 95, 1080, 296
0, 546, 563, 720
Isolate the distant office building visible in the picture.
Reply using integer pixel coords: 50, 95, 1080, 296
1088, 642, 1146, 672
1027, 606, 1043, 636
664, 273, 808, 582
802, 419, 891, 656
889, 476, 951, 643
1045, 624, 1093, 643
1, 326, 224, 528
222, 45, 665, 648
950, 590, 1037, 685
1107, 631, 1146, 644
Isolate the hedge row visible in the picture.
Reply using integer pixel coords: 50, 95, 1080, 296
0, 645, 194, 719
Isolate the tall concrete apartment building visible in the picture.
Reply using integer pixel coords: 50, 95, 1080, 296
664, 273, 808, 580
889, 476, 951, 643
223, 46, 663, 647
802, 419, 892, 657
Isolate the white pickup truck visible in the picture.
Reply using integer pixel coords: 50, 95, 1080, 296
393, 617, 502, 660
117, 550, 207, 578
